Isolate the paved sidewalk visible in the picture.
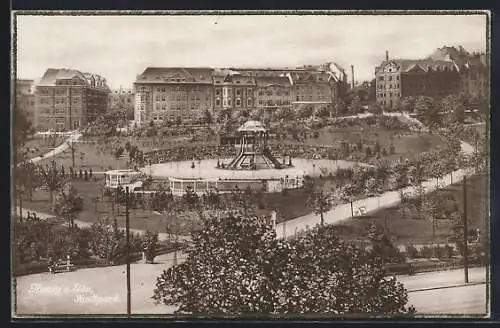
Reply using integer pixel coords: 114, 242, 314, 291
28, 132, 82, 164
274, 165, 475, 239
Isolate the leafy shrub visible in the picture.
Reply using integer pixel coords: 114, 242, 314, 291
405, 245, 419, 258
444, 244, 454, 259
420, 246, 433, 258
432, 245, 444, 259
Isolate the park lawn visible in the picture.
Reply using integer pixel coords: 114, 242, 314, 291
320, 128, 445, 160
23, 135, 67, 157
262, 188, 315, 223
21, 177, 312, 233
278, 127, 446, 162
37, 142, 130, 172
21, 179, 168, 232
84, 134, 218, 153
332, 174, 489, 246
39, 136, 221, 173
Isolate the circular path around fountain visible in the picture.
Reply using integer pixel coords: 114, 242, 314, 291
140, 158, 371, 180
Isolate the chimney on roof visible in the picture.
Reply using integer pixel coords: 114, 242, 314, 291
386, 50, 389, 61
350, 65, 355, 89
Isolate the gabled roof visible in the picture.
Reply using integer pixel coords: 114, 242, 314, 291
136, 67, 214, 83
37, 68, 86, 86
36, 68, 108, 88
376, 59, 459, 74
427, 46, 473, 67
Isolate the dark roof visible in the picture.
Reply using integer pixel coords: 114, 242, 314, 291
255, 76, 291, 87
291, 71, 330, 84
376, 59, 459, 74
137, 67, 214, 83
37, 68, 108, 88
229, 67, 310, 72
38, 68, 85, 86
423, 46, 485, 69
427, 46, 472, 67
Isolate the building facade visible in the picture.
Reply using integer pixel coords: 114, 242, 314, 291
15, 79, 37, 127
133, 63, 349, 126
134, 67, 214, 125
291, 70, 336, 111
109, 87, 135, 111
255, 76, 292, 116
375, 47, 488, 108
213, 70, 256, 112
35, 69, 110, 131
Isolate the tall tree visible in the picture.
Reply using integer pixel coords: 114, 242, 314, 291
367, 222, 403, 264
203, 109, 213, 127
441, 95, 465, 125
67, 140, 78, 168
142, 230, 159, 263
54, 183, 83, 229
38, 160, 67, 207
307, 189, 333, 226
13, 108, 35, 153
400, 96, 416, 113
182, 186, 199, 211
152, 213, 415, 315
414, 96, 441, 127
333, 99, 347, 116
348, 94, 362, 115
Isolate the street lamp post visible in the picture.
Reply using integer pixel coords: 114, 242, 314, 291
462, 176, 469, 283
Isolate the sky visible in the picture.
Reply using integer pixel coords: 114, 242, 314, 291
15, 13, 487, 89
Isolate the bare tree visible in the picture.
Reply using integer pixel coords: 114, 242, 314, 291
67, 140, 78, 168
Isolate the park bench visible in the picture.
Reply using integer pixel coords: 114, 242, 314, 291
48, 258, 75, 273
353, 206, 367, 217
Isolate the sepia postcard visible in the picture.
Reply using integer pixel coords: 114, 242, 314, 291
11, 10, 491, 320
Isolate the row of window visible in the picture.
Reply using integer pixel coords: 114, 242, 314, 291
215, 80, 253, 84
54, 97, 81, 104
154, 95, 211, 102
215, 98, 253, 107
378, 75, 400, 82
154, 88, 208, 95
217, 88, 253, 96
258, 90, 291, 96
258, 100, 291, 106
378, 83, 400, 90
378, 92, 401, 98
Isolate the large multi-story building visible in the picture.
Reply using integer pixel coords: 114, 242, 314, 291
255, 76, 292, 115
15, 79, 37, 127
375, 47, 488, 108
133, 63, 348, 125
109, 87, 135, 112
213, 69, 256, 112
35, 68, 110, 131
134, 67, 214, 124
428, 46, 488, 98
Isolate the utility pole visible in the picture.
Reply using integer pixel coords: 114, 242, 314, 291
463, 176, 469, 283
174, 221, 179, 266
283, 219, 286, 239
474, 134, 479, 174
125, 186, 131, 316
19, 191, 23, 222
